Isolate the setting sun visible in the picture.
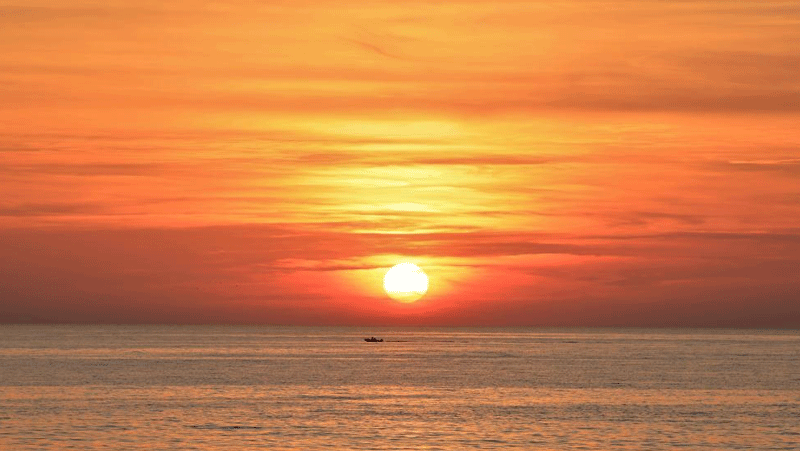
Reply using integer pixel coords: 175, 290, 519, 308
383, 263, 429, 303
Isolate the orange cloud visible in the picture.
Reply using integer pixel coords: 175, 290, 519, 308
1, 1, 799, 325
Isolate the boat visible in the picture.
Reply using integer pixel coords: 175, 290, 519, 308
364, 337, 383, 342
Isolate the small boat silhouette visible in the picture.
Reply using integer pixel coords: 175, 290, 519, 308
364, 337, 383, 342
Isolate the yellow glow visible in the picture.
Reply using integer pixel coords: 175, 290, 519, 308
383, 263, 429, 303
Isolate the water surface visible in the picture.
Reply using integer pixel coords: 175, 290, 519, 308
1, 326, 798, 449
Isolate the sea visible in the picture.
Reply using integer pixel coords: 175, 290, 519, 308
1, 326, 798, 450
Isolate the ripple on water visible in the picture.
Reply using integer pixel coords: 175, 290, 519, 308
0, 326, 798, 450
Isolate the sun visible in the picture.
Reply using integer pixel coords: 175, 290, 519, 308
383, 263, 429, 303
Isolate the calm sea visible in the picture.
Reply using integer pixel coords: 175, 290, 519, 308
1, 326, 798, 450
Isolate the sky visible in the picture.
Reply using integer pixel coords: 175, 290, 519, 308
1, 0, 799, 326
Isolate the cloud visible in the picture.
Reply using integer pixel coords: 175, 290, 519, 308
4, 1, 799, 115
0, 202, 102, 217
345, 39, 406, 61
721, 159, 800, 175
415, 156, 557, 166
0, 162, 163, 176
1, 1, 799, 325
604, 211, 707, 227
2, 224, 799, 325
0, 4, 197, 24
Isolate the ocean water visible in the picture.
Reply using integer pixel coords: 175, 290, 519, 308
1, 326, 798, 450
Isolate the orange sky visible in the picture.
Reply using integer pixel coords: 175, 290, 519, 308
2, 1, 799, 326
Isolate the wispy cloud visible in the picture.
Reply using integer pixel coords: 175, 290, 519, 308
1, 0, 799, 325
